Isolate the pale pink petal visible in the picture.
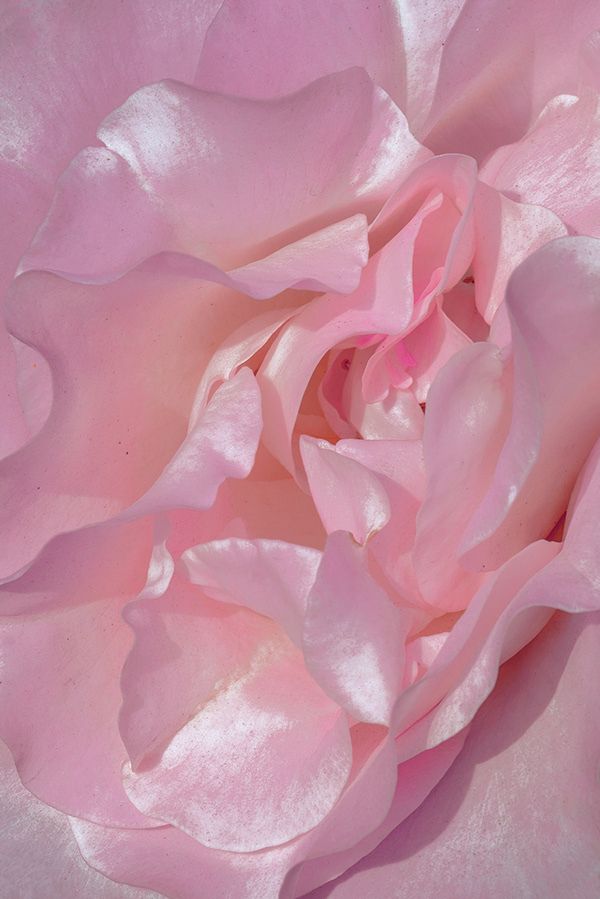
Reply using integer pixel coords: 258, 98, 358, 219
0, 519, 155, 827
413, 342, 512, 610
182, 538, 321, 646
123, 369, 261, 519
294, 730, 468, 898
0, 741, 151, 899
258, 194, 447, 473
394, 431, 600, 756
71, 817, 296, 899
0, 270, 253, 577
0, 323, 30, 459
359, 164, 474, 407
345, 365, 425, 442
303, 532, 410, 726
9, 336, 53, 439
335, 438, 427, 608
198, 0, 588, 166
389, 434, 600, 759
168, 472, 326, 557
332, 438, 426, 497
1, 1, 222, 189
194, 0, 405, 104
293, 731, 399, 867
579, 29, 600, 91
441, 280, 489, 343
472, 182, 567, 324
203, 215, 368, 298
300, 437, 391, 544
189, 304, 300, 424
24, 147, 369, 294
393, 540, 561, 755
370, 154, 477, 287
481, 92, 600, 237
23, 71, 426, 283
0, 1, 222, 298
402, 304, 471, 403
120, 571, 295, 770
123, 629, 352, 852
310, 612, 600, 899
0, 331, 52, 462
314, 438, 600, 899
135, 222, 369, 303
422, 1, 600, 160
20, 147, 171, 283
461, 237, 600, 571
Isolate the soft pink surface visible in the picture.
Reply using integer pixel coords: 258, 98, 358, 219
304, 611, 600, 899
3, 1, 600, 897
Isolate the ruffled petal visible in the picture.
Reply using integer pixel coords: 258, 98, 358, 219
0, 324, 30, 459
303, 532, 410, 726
293, 730, 468, 898
22, 71, 426, 286
0, 741, 150, 899
182, 538, 321, 646
0, 519, 154, 827
258, 194, 448, 473
395, 431, 600, 754
333, 438, 426, 607
0, 270, 254, 577
472, 182, 567, 324
122, 621, 352, 852
300, 437, 391, 544
311, 612, 600, 898
0, 0, 222, 292
402, 304, 471, 403
481, 92, 600, 237
421, 1, 600, 160
194, 0, 405, 104
413, 342, 512, 610
71, 817, 296, 899
123, 369, 262, 519
460, 237, 600, 571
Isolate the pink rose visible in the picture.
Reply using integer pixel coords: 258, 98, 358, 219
2, 2, 600, 897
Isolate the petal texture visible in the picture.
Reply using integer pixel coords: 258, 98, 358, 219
306, 612, 600, 899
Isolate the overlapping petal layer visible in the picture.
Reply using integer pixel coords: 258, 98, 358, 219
3, 3, 600, 897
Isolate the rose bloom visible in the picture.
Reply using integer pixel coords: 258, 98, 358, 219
2, 1, 600, 897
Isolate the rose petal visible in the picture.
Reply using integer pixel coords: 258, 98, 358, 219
472, 182, 567, 324
402, 303, 471, 404
0, 519, 154, 827
0, 324, 30, 459
0, 270, 254, 577
23, 70, 426, 284
481, 92, 600, 237
461, 236, 600, 571
395, 428, 600, 753
0, 0, 222, 294
310, 612, 600, 898
258, 196, 445, 474
120, 571, 302, 770
0, 740, 150, 899
70, 817, 296, 899
303, 532, 410, 726
294, 730, 468, 898
300, 437, 391, 544
123, 624, 352, 852
422, 1, 600, 160
413, 341, 512, 610
123, 368, 261, 519
334, 438, 427, 608
194, 0, 405, 103
182, 537, 321, 646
